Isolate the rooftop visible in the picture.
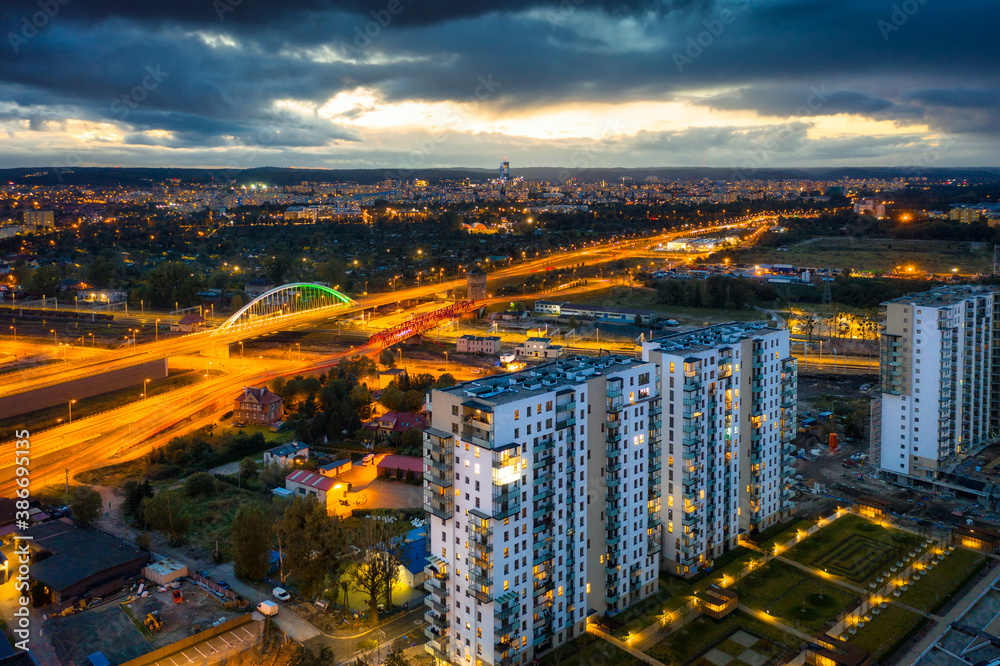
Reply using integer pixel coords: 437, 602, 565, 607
285, 470, 338, 492
438, 354, 648, 406
15, 520, 148, 594
648, 321, 778, 354
882, 285, 998, 308
266, 440, 308, 457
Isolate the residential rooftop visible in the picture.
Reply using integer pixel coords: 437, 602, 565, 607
438, 354, 649, 406
648, 320, 779, 354
881, 285, 999, 308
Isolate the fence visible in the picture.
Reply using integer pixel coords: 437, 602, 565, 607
118, 613, 253, 666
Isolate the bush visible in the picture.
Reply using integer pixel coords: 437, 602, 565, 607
135, 531, 151, 551
185, 472, 218, 496
70, 486, 103, 526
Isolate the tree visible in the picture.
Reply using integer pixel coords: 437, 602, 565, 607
69, 486, 103, 526
143, 491, 192, 545
433, 373, 457, 389
121, 479, 153, 528
231, 504, 271, 582
185, 471, 217, 496
380, 384, 405, 412
273, 497, 345, 599
258, 460, 289, 489
379, 348, 396, 367
239, 457, 259, 481
349, 518, 403, 624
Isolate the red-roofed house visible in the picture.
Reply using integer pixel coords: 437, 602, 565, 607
285, 470, 342, 510
376, 454, 423, 481
234, 386, 285, 425
171, 313, 205, 333
364, 411, 428, 435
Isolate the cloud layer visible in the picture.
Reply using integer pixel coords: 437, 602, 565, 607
1, 0, 997, 170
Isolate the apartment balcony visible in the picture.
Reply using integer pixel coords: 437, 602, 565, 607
682, 512, 698, 527
684, 378, 702, 392
425, 466, 453, 489
532, 453, 554, 470
607, 459, 622, 473
556, 416, 576, 430
423, 494, 454, 520
463, 415, 493, 431
682, 443, 699, 461
423, 634, 451, 662
557, 400, 577, 414
463, 431, 493, 449
649, 404, 663, 417
425, 594, 448, 614
425, 610, 450, 631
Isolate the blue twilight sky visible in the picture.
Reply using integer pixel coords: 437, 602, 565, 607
0, 0, 997, 170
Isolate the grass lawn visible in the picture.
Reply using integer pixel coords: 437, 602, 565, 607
0, 370, 208, 443
766, 575, 857, 632
783, 514, 928, 587
756, 518, 817, 552
539, 633, 635, 666
846, 603, 927, 663
730, 559, 857, 632
730, 237, 993, 274
898, 547, 987, 612
731, 560, 811, 609
645, 610, 795, 665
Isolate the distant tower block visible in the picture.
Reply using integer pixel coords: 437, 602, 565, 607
467, 267, 487, 301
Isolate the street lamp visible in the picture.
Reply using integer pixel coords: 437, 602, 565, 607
68, 399, 77, 423
9, 326, 14, 341
50, 329, 56, 343
88, 332, 94, 347
143, 378, 150, 398
155, 319, 160, 343
239, 341, 244, 359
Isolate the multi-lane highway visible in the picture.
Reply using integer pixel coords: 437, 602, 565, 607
0, 215, 779, 494
0, 215, 772, 402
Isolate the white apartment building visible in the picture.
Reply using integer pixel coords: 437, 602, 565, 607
643, 322, 797, 577
877, 286, 997, 484
423, 355, 660, 666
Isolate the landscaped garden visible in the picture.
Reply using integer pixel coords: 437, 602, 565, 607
782, 514, 929, 586
645, 610, 796, 665
844, 603, 927, 663
897, 546, 987, 612
731, 560, 856, 632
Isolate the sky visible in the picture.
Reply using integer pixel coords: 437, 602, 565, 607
1, 0, 998, 171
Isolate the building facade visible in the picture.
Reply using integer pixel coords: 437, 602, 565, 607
457, 335, 502, 355
643, 322, 797, 577
233, 386, 285, 425
877, 287, 998, 484
22, 210, 54, 231
423, 355, 660, 666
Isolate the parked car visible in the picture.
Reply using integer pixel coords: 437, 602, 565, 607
216, 580, 231, 590
273, 587, 291, 602
257, 600, 279, 617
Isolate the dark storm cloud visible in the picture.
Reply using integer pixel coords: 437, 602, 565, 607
0, 0, 998, 165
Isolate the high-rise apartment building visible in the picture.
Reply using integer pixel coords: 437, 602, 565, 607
877, 286, 998, 484
423, 355, 661, 666
642, 322, 797, 578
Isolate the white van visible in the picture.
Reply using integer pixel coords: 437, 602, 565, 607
257, 600, 279, 617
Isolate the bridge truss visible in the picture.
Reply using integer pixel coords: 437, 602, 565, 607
213, 283, 355, 336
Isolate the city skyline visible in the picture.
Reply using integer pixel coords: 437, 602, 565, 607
1, 0, 998, 169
